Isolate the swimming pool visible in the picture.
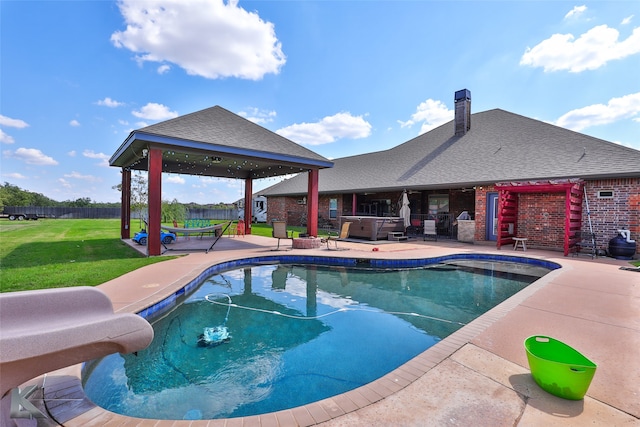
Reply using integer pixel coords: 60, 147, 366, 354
82, 254, 557, 420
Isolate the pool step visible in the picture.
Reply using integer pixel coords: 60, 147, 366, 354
388, 232, 409, 241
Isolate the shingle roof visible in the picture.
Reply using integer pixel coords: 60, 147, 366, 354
262, 109, 640, 196
110, 106, 333, 179
139, 106, 329, 161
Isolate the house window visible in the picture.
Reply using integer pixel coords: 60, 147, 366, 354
329, 199, 338, 218
428, 195, 449, 216
597, 190, 614, 199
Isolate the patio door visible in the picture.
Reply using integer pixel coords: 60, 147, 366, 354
487, 192, 498, 241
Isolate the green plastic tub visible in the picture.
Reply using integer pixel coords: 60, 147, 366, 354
524, 335, 597, 400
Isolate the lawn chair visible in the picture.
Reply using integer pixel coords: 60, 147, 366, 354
236, 219, 245, 237
272, 220, 294, 250
172, 220, 181, 240
407, 218, 423, 236
324, 222, 352, 250
423, 219, 437, 241
573, 231, 597, 258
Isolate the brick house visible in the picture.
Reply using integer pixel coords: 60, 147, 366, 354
262, 90, 640, 256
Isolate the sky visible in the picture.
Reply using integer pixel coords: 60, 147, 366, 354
1, 0, 639, 204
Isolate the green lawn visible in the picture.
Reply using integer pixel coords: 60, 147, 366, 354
243, 222, 316, 238
0, 219, 330, 293
0, 219, 175, 293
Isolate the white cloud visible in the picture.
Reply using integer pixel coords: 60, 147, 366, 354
70, 119, 81, 127
276, 112, 372, 146
0, 129, 15, 144
96, 97, 125, 107
166, 175, 185, 184
520, 25, 640, 72
132, 103, 178, 121
58, 178, 72, 189
111, 0, 286, 80
0, 114, 29, 128
68, 150, 77, 157
238, 108, 276, 125
398, 99, 453, 134
193, 176, 224, 188
564, 5, 587, 20
621, 15, 634, 25
9, 147, 59, 165
157, 64, 171, 74
64, 171, 102, 182
0, 115, 28, 144
3, 172, 27, 180
555, 92, 640, 131
82, 149, 110, 167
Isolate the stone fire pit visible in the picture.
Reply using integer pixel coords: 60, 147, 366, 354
292, 237, 322, 249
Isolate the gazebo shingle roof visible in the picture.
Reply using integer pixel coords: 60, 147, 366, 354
110, 105, 333, 179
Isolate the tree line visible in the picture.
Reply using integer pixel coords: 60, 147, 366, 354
0, 181, 235, 216
0, 182, 119, 208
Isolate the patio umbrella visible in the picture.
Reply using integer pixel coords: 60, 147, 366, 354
399, 191, 411, 229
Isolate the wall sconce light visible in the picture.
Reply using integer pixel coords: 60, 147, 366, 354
142, 148, 149, 158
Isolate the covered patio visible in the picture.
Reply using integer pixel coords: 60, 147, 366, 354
109, 106, 333, 255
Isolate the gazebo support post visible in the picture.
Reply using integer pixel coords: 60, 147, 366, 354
307, 169, 319, 237
120, 168, 131, 239
147, 147, 163, 256
244, 178, 252, 234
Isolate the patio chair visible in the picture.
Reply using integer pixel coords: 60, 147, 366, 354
172, 220, 181, 240
573, 231, 597, 258
236, 219, 245, 237
272, 220, 294, 250
423, 220, 437, 241
324, 222, 352, 250
406, 219, 423, 236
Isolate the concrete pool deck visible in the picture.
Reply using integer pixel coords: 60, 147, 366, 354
10, 235, 639, 426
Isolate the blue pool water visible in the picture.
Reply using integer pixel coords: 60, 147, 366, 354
83, 256, 555, 420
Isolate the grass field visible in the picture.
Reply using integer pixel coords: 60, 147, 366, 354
0, 219, 321, 293
0, 219, 177, 293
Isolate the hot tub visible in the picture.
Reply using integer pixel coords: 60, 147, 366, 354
341, 216, 405, 241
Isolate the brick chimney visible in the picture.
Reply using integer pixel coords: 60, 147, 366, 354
454, 89, 471, 136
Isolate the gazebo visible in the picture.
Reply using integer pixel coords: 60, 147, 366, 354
110, 106, 333, 255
